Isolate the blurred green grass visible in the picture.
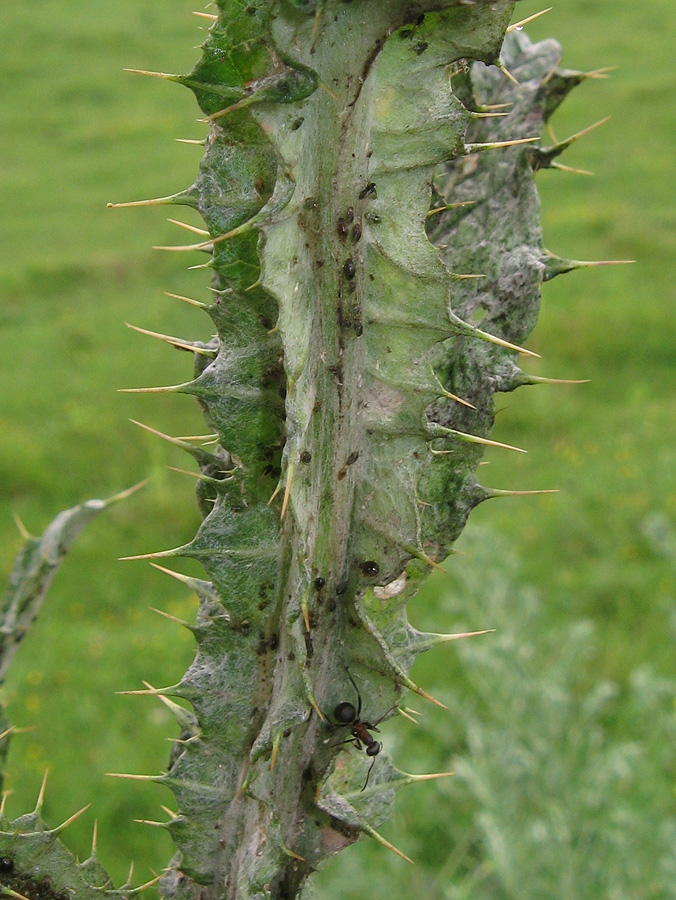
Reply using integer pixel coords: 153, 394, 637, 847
1, 0, 674, 894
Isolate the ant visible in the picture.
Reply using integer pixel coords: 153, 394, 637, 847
327, 666, 394, 790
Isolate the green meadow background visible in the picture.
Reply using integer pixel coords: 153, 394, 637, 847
1, 1, 674, 897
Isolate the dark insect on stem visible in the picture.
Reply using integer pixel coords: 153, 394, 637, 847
358, 181, 377, 200
343, 258, 356, 280
327, 666, 394, 790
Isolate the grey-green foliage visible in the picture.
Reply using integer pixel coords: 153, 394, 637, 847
0, 490, 143, 900
316, 529, 676, 900
0, 4, 607, 900
420, 531, 676, 900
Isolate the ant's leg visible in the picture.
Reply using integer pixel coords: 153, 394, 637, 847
325, 735, 361, 750
343, 665, 363, 718
361, 756, 377, 792
372, 704, 398, 728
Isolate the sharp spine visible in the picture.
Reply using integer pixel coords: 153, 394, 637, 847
428, 424, 527, 454
164, 290, 207, 309
466, 136, 539, 153
167, 217, 210, 236
449, 311, 541, 358
507, 7, 553, 32
125, 322, 216, 356
52, 804, 92, 834
360, 822, 414, 864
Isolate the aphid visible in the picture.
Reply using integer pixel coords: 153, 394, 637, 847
328, 666, 392, 790
358, 181, 377, 200
343, 258, 356, 280
360, 559, 379, 576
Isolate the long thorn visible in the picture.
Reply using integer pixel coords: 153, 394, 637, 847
125, 323, 215, 356
204, 96, 252, 122
270, 732, 282, 771
167, 218, 209, 236
281, 845, 306, 863
549, 161, 594, 176
149, 562, 212, 591
164, 290, 207, 309
507, 7, 552, 31
429, 425, 526, 454
150, 607, 191, 628
449, 311, 540, 358
429, 628, 496, 643
174, 433, 219, 442
119, 546, 186, 561
124, 68, 180, 81
53, 803, 91, 834
155, 213, 256, 251
12, 512, 31, 539
106, 772, 165, 781
483, 488, 559, 499
167, 466, 224, 486
472, 110, 510, 120
584, 66, 617, 79
107, 192, 184, 209
268, 481, 282, 507
495, 61, 520, 87
399, 674, 448, 710
308, 693, 326, 723
35, 769, 49, 813
3, 888, 31, 900
361, 822, 414, 864
547, 116, 611, 152
130, 873, 164, 894
311, 1, 325, 44
466, 136, 539, 153
405, 770, 456, 783
118, 383, 186, 394
142, 682, 193, 723
520, 374, 590, 386
280, 462, 295, 521
427, 200, 477, 218
129, 418, 198, 451
430, 368, 476, 409
319, 80, 340, 102
106, 480, 150, 504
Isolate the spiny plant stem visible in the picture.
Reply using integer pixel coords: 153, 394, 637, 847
0, 4, 610, 899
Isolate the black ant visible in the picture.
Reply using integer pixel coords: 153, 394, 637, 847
327, 667, 393, 790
